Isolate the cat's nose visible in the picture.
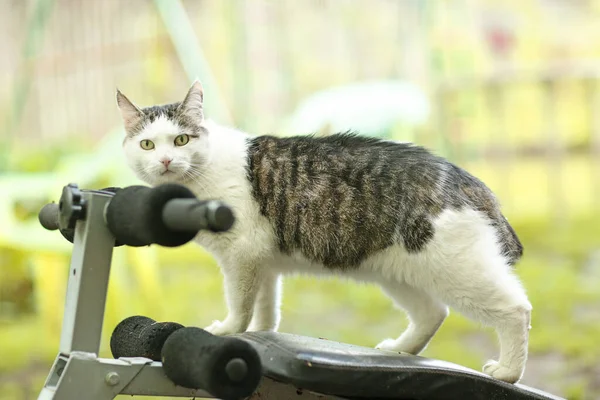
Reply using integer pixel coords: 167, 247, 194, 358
160, 158, 172, 168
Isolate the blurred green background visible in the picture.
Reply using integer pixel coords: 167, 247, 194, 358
1, 0, 600, 399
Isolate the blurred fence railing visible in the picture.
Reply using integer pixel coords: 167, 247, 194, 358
434, 65, 600, 222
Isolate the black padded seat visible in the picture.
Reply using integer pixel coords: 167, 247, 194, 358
237, 332, 564, 400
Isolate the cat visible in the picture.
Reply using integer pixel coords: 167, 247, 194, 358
116, 81, 532, 384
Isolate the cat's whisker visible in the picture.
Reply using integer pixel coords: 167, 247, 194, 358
186, 167, 219, 188
182, 168, 214, 192
182, 169, 204, 186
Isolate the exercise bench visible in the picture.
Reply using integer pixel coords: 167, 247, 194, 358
36, 183, 564, 400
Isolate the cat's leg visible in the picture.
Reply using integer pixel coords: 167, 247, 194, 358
246, 272, 282, 332
204, 262, 262, 336
431, 258, 531, 384
375, 282, 449, 355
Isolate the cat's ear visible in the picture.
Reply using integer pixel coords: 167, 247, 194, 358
116, 89, 143, 132
178, 80, 204, 121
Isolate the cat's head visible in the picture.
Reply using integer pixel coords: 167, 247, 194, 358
117, 81, 209, 186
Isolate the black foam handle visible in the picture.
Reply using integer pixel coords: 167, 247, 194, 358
105, 184, 198, 247
161, 327, 262, 400
110, 316, 184, 361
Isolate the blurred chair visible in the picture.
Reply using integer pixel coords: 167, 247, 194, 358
285, 80, 431, 142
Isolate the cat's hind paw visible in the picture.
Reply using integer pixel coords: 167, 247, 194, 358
375, 338, 402, 353
483, 360, 522, 384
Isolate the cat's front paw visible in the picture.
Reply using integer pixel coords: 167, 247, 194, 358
204, 320, 224, 334
203, 319, 246, 336
483, 360, 522, 384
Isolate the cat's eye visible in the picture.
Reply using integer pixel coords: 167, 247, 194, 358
140, 139, 155, 150
174, 134, 189, 146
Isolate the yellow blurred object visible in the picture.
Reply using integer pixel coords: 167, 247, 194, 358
30, 252, 68, 339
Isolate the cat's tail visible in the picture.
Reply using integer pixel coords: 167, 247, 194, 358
496, 214, 524, 266
446, 163, 524, 266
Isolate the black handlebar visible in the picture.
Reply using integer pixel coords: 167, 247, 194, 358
110, 316, 262, 400
38, 183, 235, 247
161, 327, 262, 400
162, 198, 234, 233
104, 184, 234, 247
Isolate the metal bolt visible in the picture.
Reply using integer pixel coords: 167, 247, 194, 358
105, 371, 120, 386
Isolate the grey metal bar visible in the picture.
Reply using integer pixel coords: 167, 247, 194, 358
119, 358, 212, 397
38, 352, 212, 399
37, 352, 342, 399
58, 191, 115, 355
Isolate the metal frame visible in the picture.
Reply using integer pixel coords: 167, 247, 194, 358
37, 191, 212, 399
37, 190, 341, 400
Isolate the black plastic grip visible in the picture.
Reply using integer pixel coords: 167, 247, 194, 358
110, 316, 184, 361
105, 184, 198, 247
161, 327, 262, 400
38, 202, 75, 243
162, 199, 235, 233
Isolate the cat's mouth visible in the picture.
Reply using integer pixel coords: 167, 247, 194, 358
160, 169, 175, 176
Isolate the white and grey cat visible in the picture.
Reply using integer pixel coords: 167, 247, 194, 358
116, 81, 532, 384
